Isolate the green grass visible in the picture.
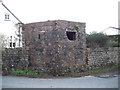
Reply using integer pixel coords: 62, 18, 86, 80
9, 70, 38, 75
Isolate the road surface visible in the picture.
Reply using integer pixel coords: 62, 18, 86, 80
2, 75, 119, 88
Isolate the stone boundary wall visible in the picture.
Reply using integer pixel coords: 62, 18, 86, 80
87, 47, 119, 67
2, 48, 29, 71
2, 47, 119, 73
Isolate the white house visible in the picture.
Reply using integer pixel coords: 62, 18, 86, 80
0, 2, 22, 48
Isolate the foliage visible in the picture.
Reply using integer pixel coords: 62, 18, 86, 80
9, 70, 38, 75
74, 26, 80, 30
108, 35, 120, 47
108, 41, 119, 47
86, 32, 120, 48
86, 32, 109, 48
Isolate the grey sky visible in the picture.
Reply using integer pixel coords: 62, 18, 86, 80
0, 0, 119, 36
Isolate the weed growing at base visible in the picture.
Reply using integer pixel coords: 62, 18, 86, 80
9, 70, 38, 75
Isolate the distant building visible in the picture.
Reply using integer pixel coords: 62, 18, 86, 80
22, 20, 86, 67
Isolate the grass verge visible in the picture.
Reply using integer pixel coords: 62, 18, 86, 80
9, 70, 38, 76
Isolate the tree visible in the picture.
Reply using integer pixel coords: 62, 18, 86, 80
0, 33, 9, 51
86, 32, 109, 48
108, 35, 120, 47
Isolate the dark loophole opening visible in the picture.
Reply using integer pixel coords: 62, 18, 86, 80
66, 31, 76, 40
38, 34, 40, 39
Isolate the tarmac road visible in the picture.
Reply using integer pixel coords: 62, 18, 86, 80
2, 75, 119, 88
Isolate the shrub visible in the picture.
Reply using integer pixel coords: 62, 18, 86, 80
86, 32, 109, 48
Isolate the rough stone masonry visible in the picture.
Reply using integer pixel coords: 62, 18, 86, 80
2, 20, 119, 76
22, 20, 86, 69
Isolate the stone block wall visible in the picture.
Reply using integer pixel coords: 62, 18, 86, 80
87, 47, 119, 67
22, 20, 86, 68
2, 48, 29, 71
2, 47, 119, 75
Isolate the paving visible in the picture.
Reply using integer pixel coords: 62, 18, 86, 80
2, 75, 119, 88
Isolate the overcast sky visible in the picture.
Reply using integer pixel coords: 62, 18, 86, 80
0, 0, 119, 36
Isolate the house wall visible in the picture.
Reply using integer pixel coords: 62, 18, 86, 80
22, 20, 86, 67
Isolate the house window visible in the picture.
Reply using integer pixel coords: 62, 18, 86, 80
38, 34, 40, 39
66, 31, 76, 40
13, 43, 16, 48
10, 42, 12, 48
5, 14, 10, 21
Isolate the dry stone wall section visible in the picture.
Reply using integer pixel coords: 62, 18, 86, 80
87, 47, 119, 67
2, 47, 119, 74
2, 48, 29, 72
